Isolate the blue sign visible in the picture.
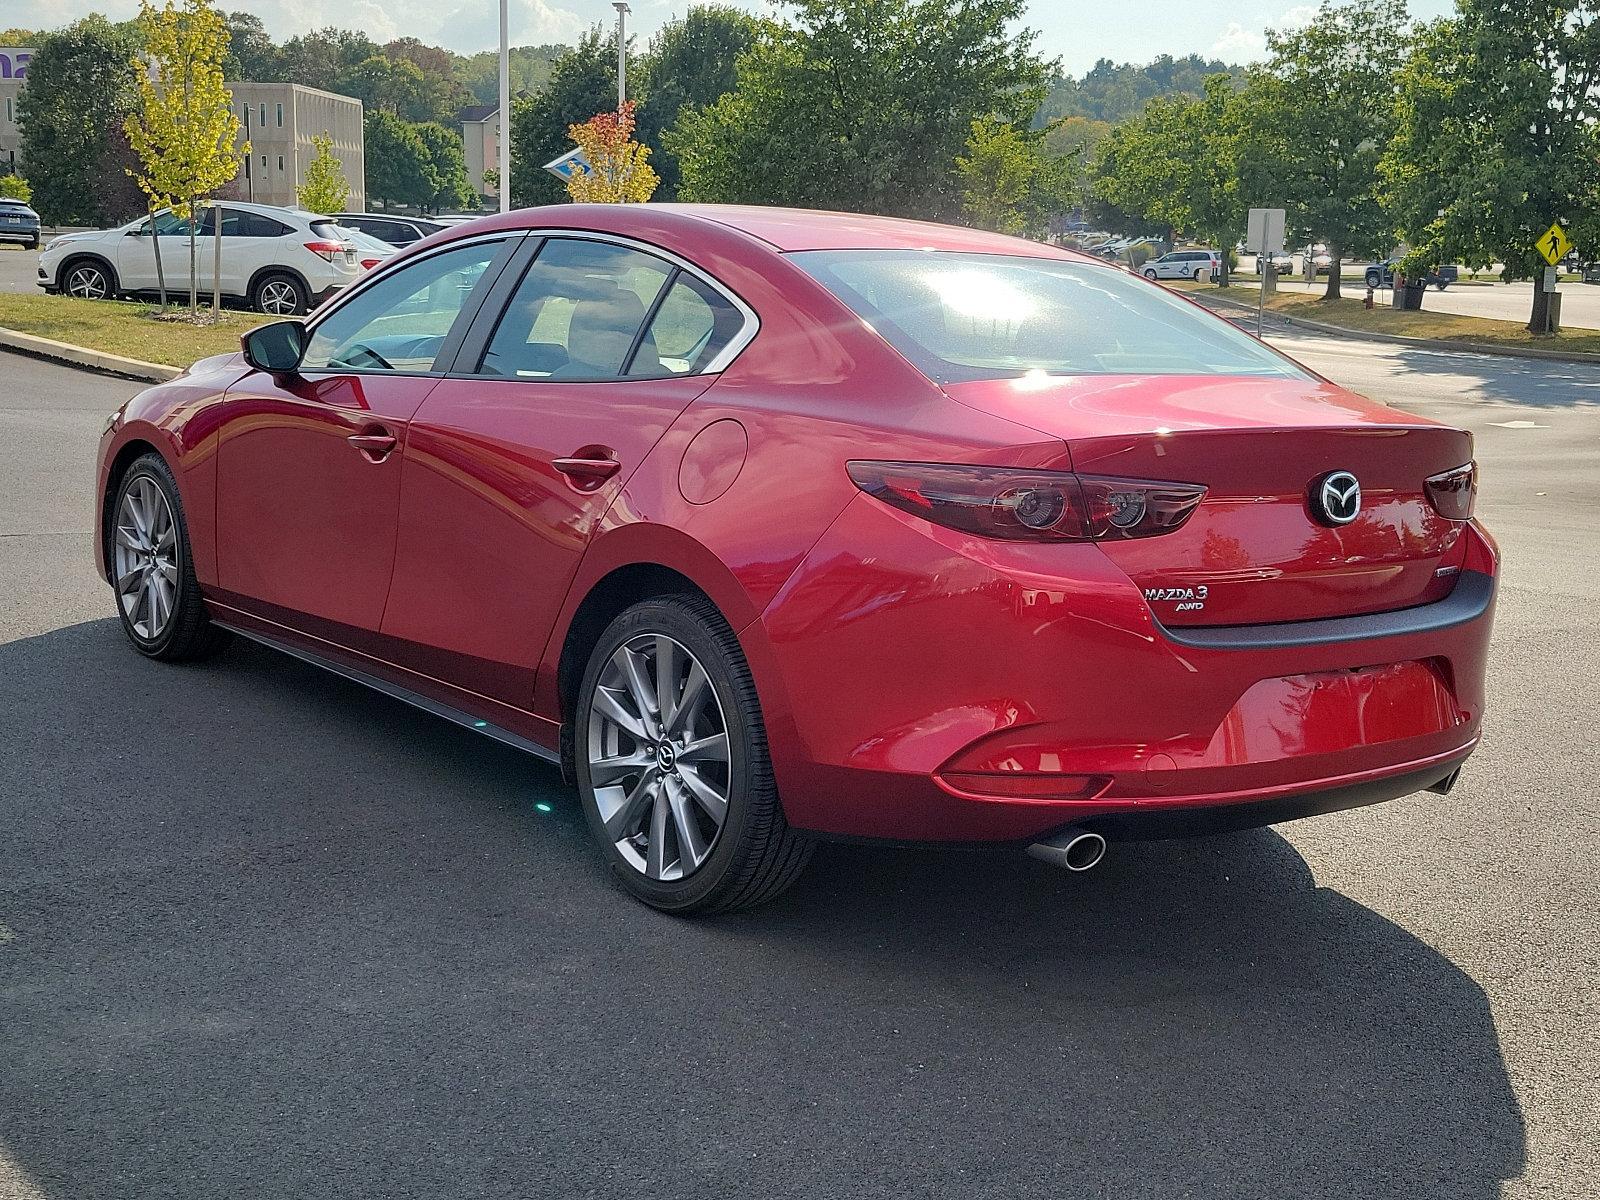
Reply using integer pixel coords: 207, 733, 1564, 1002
543, 147, 593, 183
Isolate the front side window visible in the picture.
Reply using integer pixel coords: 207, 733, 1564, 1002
478, 239, 673, 380
790, 249, 1307, 383
303, 240, 503, 373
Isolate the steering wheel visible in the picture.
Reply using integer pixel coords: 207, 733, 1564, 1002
331, 344, 394, 371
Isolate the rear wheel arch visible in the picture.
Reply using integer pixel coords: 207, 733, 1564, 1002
247, 267, 311, 314
556, 563, 718, 775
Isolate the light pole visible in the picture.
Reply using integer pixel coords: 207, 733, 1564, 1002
498, 0, 510, 212
613, 2, 630, 108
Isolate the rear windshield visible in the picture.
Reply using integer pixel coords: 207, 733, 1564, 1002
789, 249, 1306, 384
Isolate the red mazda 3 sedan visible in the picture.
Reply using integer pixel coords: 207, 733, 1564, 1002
95, 205, 1496, 911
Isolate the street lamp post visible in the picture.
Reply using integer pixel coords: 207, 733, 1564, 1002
613, 2, 630, 108
498, 0, 510, 212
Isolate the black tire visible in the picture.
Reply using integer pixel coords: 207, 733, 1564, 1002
574, 594, 814, 913
1365, 271, 1382, 289
1142, 268, 1158, 280
1436, 282, 1449, 291
251, 271, 308, 316
106, 453, 231, 662
61, 256, 117, 301
1193, 267, 1205, 281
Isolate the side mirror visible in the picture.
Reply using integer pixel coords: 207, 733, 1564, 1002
242, 320, 308, 377
126, 227, 147, 237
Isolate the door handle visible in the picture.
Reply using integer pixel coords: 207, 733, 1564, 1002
348, 431, 397, 462
554, 455, 621, 488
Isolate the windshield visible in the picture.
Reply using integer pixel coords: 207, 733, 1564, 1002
790, 249, 1307, 384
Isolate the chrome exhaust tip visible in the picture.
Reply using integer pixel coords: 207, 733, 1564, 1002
1026, 827, 1107, 872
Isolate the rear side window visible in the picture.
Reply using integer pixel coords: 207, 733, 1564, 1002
789, 249, 1305, 383
628, 274, 744, 377
309, 220, 346, 242
477, 238, 673, 380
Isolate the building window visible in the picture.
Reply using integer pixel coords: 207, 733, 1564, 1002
276, 103, 283, 127
259, 103, 266, 127
261, 154, 268, 168
277, 156, 284, 172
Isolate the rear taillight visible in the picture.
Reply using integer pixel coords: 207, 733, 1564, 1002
360, 257, 380, 270
304, 240, 346, 262
1425, 462, 1477, 520
846, 461, 1207, 543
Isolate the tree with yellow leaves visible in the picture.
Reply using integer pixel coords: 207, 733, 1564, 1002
564, 101, 658, 204
124, 0, 246, 317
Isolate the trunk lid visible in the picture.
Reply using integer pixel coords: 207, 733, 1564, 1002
943, 374, 1473, 626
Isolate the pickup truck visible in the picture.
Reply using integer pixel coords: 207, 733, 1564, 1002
1364, 259, 1458, 290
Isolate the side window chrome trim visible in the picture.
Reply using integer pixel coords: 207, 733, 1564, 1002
503, 228, 761, 377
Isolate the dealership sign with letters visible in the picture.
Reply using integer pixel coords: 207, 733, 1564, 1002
0, 49, 34, 79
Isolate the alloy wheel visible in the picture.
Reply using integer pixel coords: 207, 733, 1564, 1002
586, 633, 732, 882
114, 475, 179, 641
258, 279, 299, 315
66, 265, 108, 300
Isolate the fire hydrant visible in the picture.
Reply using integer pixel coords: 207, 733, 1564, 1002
1364, 286, 1375, 309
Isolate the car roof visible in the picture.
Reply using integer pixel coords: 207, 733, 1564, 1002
646, 204, 1085, 258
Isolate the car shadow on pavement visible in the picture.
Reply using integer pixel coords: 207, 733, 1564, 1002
1394, 344, 1600, 409
0, 621, 1525, 1200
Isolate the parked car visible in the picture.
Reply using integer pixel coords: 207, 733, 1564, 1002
94, 205, 1496, 912
39, 201, 361, 314
1364, 259, 1458, 290
1581, 262, 1600, 285
0, 197, 41, 249
335, 225, 400, 271
1142, 249, 1222, 281
1257, 250, 1294, 275
332, 212, 447, 247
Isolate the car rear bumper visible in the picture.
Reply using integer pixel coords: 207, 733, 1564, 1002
752, 494, 1497, 843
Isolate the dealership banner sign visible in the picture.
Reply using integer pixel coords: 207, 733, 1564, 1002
0, 49, 34, 79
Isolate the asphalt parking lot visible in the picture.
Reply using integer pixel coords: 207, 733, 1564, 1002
1, 335, 1596, 1198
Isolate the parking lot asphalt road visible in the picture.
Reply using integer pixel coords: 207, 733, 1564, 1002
0, 245, 41, 295
1, 341, 1596, 1199
1262, 275, 1600, 332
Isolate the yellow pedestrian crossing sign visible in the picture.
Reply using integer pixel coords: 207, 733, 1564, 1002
1536, 223, 1572, 266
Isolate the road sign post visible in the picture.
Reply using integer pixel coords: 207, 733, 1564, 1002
1534, 223, 1572, 335
1246, 207, 1286, 339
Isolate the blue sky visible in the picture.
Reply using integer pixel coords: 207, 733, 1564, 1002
22, 0, 1459, 73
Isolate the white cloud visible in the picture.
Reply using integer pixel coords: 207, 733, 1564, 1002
1212, 5, 1322, 61
1211, 22, 1266, 60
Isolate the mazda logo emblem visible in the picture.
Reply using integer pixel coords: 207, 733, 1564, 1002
1313, 471, 1362, 526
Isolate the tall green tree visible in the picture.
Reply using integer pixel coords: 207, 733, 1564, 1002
414, 121, 475, 211
635, 5, 761, 199
296, 132, 351, 213
1247, 0, 1412, 298
668, 0, 1050, 221
508, 28, 618, 207
1384, 3, 1600, 331
956, 118, 1075, 236
277, 27, 379, 92
16, 15, 144, 226
364, 110, 437, 209
221, 10, 279, 79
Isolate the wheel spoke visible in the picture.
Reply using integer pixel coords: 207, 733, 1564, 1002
601, 770, 657, 843
115, 525, 144, 552
679, 732, 728, 764
592, 683, 650, 741
618, 646, 659, 732
654, 636, 680, 728
645, 790, 671, 879
116, 564, 145, 591
153, 558, 178, 585
591, 749, 654, 785
665, 777, 709, 870
677, 764, 728, 825
666, 661, 709, 736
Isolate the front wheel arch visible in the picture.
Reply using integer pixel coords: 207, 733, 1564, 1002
59, 254, 119, 299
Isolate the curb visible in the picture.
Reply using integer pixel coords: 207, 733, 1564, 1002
1193, 290, 1600, 366
0, 327, 179, 383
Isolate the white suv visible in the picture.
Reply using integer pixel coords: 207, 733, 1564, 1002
38, 201, 361, 314
1141, 249, 1222, 281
